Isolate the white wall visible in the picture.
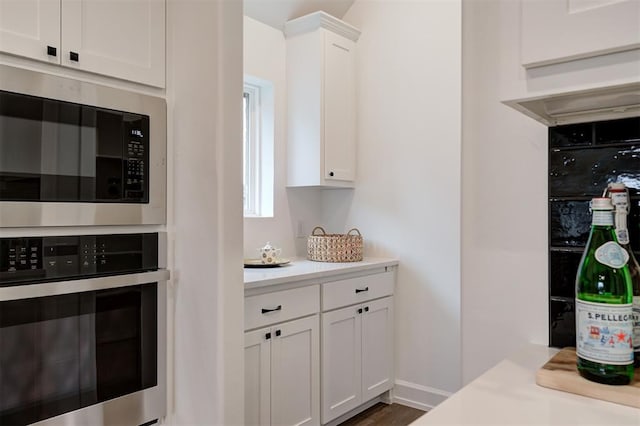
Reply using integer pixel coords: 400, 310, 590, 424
338, 0, 463, 408
167, 0, 243, 424
461, 0, 548, 385
243, 16, 324, 259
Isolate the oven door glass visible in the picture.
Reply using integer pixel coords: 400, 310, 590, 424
0, 283, 157, 425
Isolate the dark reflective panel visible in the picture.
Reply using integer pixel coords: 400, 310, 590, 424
595, 117, 640, 144
549, 145, 640, 197
0, 90, 149, 203
549, 299, 575, 349
549, 122, 592, 148
549, 250, 583, 298
550, 201, 591, 247
0, 284, 157, 426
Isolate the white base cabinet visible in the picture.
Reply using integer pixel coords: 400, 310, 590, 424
321, 297, 393, 424
361, 297, 394, 402
244, 267, 395, 426
321, 303, 362, 420
245, 315, 320, 426
320, 270, 395, 424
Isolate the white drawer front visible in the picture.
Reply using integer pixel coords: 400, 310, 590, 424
245, 285, 320, 330
322, 271, 394, 311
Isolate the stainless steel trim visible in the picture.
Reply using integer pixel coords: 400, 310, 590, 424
0, 64, 167, 227
31, 279, 168, 426
0, 269, 170, 301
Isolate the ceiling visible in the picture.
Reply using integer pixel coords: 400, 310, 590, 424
244, 0, 355, 30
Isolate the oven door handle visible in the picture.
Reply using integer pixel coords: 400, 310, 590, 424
0, 270, 170, 301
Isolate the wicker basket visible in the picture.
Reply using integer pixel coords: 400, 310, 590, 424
307, 227, 363, 262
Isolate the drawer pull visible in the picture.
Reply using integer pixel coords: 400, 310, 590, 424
355, 287, 369, 293
261, 305, 282, 314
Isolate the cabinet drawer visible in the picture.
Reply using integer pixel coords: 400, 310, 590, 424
245, 285, 320, 330
322, 271, 394, 311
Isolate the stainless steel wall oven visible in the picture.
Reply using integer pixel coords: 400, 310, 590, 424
0, 232, 168, 426
0, 64, 166, 227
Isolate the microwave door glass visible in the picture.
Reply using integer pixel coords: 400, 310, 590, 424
0, 91, 99, 202
0, 89, 149, 204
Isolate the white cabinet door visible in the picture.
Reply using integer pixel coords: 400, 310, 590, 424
521, 0, 640, 68
0, 0, 60, 63
285, 13, 359, 188
245, 328, 271, 426
323, 30, 356, 182
271, 315, 320, 426
321, 305, 362, 423
361, 297, 394, 402
61, 0, 165, 87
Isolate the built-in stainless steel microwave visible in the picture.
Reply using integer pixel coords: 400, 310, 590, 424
0, 64, 166, 227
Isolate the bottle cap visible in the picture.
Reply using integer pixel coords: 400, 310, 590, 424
591, 197, 613, 210
607, 182, 626, 191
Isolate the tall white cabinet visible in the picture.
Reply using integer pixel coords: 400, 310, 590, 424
285, 12, 360, 187
0, 0, 165, 87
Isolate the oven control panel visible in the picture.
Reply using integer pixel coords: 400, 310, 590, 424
0, 238, 43, 279
0, 233, 158, 286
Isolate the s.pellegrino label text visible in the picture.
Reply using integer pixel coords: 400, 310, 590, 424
576, 300, 633, 365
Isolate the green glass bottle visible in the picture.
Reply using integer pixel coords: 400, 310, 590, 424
606, 182, 640, 367
575, 197, 634, 385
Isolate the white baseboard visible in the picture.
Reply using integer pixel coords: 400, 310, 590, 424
392, 380, 452, 411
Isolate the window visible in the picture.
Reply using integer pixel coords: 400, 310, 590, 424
243, 86, 258, 215
243, 77, 274, 217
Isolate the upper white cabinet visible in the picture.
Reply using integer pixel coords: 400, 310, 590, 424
521, 0, 640, 68
285, 12, 360, 188
0, 0, 165, 87
0, 0, 60, 64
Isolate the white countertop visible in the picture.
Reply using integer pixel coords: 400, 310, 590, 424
410, 344, 640, 425
244, 257, 398, 289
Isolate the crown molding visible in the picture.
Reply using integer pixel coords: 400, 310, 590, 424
284, 11, 361, 41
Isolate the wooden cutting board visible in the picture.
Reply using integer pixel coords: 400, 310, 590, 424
536, 347, 640, 408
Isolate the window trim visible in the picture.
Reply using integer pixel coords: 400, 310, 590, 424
243, 76, 274, 218
244, 84, 261, 216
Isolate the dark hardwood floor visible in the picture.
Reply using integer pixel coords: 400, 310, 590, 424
338, 403, 426, 426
